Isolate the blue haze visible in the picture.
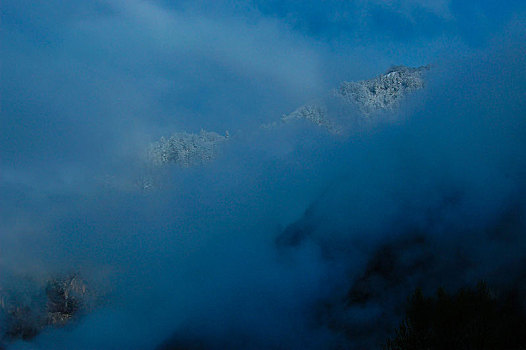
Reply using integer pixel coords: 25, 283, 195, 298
1, 1, 525, 349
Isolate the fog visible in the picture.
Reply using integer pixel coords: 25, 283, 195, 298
1, 1, 525, 349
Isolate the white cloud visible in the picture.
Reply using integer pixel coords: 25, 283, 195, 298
99, 0, 324, 93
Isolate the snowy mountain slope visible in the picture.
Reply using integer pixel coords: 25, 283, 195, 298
149, 65, 429, 169
274, 65, 429, 134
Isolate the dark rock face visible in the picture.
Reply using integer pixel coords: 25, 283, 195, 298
45, 275, 87, 326
345, 235, 432, 306
0, 274, 90, 344
313, 234, 438, 347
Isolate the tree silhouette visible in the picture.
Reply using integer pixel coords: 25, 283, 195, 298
385, 282, 526, 350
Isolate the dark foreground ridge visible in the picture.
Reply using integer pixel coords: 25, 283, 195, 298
385, 282, 526, 350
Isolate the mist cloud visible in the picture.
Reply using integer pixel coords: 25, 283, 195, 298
1, 1, 525, 349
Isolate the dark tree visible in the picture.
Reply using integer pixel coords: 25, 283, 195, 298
385, 282, 526, 350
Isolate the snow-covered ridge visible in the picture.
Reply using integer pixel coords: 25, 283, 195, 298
148, 130, 229, 167
338, 65, 429, 115
278, 65, 429, 133
148, 65, 428, 168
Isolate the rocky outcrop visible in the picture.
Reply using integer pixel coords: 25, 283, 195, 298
0, 274, 91, 343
